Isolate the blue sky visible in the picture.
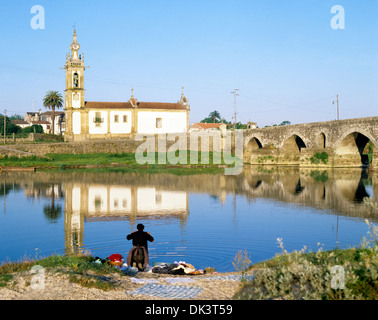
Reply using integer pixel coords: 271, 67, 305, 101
0, 0, 377, 127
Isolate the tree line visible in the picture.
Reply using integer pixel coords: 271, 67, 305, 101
0, 90, 63, 136
200, 110, 291, 129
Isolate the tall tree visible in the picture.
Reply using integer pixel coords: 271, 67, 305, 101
9, 114, 23, 120
0, 115, 22, 135
43, 91, 64, 135
209, 110, 221, 123
201, 110, 222, 123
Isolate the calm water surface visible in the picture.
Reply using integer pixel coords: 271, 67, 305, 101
0, 167, 376, 272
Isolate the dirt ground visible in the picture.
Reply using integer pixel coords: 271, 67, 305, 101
0, 269, 245, 300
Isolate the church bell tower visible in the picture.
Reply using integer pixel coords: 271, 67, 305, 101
64, 29, 87, 109
63, 29, 89, 141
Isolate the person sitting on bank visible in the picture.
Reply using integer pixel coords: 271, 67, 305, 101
126, 224, 154, 271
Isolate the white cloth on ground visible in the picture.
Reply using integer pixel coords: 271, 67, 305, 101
130, 277, 159, 284
164, 277, 195, 284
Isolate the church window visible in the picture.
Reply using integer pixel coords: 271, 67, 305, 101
156, 118, 162, 129
94, 112, 103, 127
123, 115, 128, 123
114, 115, 119, 123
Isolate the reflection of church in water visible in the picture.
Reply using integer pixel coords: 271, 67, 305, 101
6, 167, 377, 255
64, 183, 188, 254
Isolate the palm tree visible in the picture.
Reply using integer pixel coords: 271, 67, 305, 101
43, 184, 63, 223
209, 110, 221, 123
43, 91, 64, 135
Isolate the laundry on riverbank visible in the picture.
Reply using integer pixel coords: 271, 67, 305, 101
151, 261, 203, 275
164, 277, 195, 284
126, 283, 203, 299
130, 277, 159, 284
107, 254, 124, 266
90, 255, 219, 278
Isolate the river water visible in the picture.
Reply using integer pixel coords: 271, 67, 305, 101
0, 166, 377, 272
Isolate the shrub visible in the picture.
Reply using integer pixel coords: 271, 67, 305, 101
310, 152, 329, 165
233, 220, 377, 300
22, 125, 44, 134
310, 170, 329, 182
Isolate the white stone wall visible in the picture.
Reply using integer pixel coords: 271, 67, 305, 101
88, 111, 108, 134
109, 110, 132, 134
72, 112, 81, 134
137, 111, 187, 134
78, 109, 187, 136
72, 92, 81, 108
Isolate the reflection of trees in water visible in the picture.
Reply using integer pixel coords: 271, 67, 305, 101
0, 183, 22, 197
42, 184, 63, 223
43, 199, 62, 223
1, 180, 64, 223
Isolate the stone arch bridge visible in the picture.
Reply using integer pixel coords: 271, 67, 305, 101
243, 116, 378, 167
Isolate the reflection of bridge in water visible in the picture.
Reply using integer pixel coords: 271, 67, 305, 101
238, 166, 377, 220
1, 167, 377, 255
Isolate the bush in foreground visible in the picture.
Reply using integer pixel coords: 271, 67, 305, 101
233, 220, 377, 300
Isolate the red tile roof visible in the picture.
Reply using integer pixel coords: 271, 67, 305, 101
41, 111, 65, 116
11, 120, 29, 125
137, 102, 186, 110
31, 121, 51, 125
85, 101, 133, 109
85, 101, 187, 110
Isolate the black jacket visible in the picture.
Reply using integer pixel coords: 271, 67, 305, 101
126, 231, 154, 252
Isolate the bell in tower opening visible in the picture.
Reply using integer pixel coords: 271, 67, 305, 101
73, 72, 79, 88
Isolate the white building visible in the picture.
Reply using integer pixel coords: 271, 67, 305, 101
40, 111, 65, 135
63, 30, 190, 142
22, 110, 65, 135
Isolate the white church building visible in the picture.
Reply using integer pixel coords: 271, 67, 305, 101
63, 30, 190, 142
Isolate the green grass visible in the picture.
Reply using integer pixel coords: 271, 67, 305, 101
0, 254, 125, 291
0, 274, 14, 287
0, 151, 238, 175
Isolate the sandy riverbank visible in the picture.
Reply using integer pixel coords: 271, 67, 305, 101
0, 268, 245, 300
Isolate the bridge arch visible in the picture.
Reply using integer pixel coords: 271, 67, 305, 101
246, 137, 263, 150
317, 132, 327, 148
281, 134, 307, 153
335, 129, 376, 166
243, 136, 264, 163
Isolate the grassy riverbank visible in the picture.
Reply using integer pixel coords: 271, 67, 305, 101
0, 152, 233, 175
0, 254, 127, 291
233, 220, 378, 300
